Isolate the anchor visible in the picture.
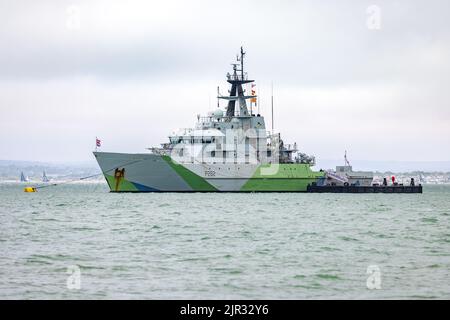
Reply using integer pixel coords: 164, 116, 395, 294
114, 168, 126, 191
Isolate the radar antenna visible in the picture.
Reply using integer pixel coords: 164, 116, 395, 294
240, 46, 245, 79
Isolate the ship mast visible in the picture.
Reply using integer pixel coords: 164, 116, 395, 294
219, 47, 257, 119
240, 46, 244, 80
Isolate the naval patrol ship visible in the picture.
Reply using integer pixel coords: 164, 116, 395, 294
93, 48, 325, 192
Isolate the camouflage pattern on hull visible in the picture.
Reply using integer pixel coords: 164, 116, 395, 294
94, 152, 324, 192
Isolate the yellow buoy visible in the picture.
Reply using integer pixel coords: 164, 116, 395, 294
24, 187, 37, 193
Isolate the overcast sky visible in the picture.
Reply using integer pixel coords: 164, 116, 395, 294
0, 0, 449, 165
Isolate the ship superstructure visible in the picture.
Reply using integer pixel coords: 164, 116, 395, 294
154, 48, 301, 166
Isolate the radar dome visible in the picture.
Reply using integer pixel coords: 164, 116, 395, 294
213, 109, 223, 118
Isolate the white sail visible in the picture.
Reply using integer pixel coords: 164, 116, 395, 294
20, 172, 29, 182
42, 171, 50, 183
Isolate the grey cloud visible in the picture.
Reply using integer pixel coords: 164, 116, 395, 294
0, 0, 449, 162
0, 0, 448, 84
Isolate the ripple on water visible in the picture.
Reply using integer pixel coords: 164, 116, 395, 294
25, 258, 53, 265
2, 183, 450, 299
319, 246, 341, 252
33, 218, 59, 222
315, 274, 342, 280
338, 236, 359, 242
71, 227, 101, 231
54, 264, 107, 272
421, 217, 438, 223
292, 282, 324, 290
24, 254, 78, 265
210, 267, 243, 275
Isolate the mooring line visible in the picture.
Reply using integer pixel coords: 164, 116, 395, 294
29, 158, 146, 190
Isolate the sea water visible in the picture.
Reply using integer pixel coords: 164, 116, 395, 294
0, 182, 449, 299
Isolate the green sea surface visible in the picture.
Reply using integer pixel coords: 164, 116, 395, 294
0, 182, 449, 299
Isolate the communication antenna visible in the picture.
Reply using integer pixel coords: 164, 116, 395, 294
217, 86, 220, 108
240, 46, 245, 79
271, 81, 274, 134
344, 150, 351, 166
